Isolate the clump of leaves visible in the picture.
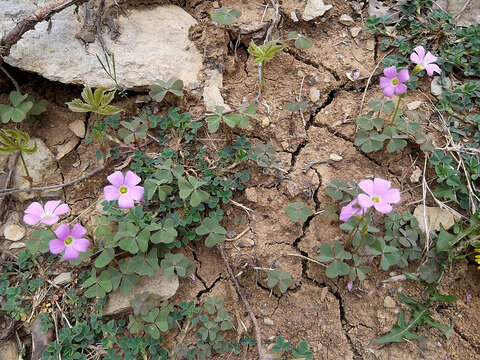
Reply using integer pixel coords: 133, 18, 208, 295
66, 87, 122, 116
0, 128, 37, 184
272, 337, 313, 359
210, 7, 241, 26
149, 78, 184, 103
206, 103, 256, 133
0, 91, 47, 124
285, 202, 311, 223
248, 40, 285, 85
267, 269, 293, 293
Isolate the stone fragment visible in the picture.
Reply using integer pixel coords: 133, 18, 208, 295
1, 4, 203, 89
3, 224, 26, 241
410, 166, 422, 183
68, 119, 86, 138
103, 270, 179, 315
407, 100, 422, 110
431, 76, 451, 97
56, 137, 79, 160
245, 188, 258, 203
309, 87, 320, 102
339, 14, 355, 26
290, 11, 299, 22
303, 0, 333, 21
238, 238, 255, 248
53, 272, 73, 286
384, 296, 396, 308
413, 205, 460, 232
365, 39, 375, 51
329, 153, 343, 161
12, 137, 57, 202
203, 69, 230, 112
0, 339, 18, 360
350, 26, 362, 37
9, 242, 25, 249
263, 317, 274, 326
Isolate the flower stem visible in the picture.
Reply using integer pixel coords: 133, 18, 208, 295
390, 94, 404, 125
260, 62, 265, 85
129, 208, 140, 227
46, 225, 57, 239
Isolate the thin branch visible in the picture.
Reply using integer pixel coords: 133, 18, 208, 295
0, 152, 19, 214
454, 0, 472, 20
217, 244, 263, 359
0, 165, 105, 197
1, 0, 87, 57
0, 65, 20, 92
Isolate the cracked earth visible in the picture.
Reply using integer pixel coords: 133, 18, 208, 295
2, 0, 479, 359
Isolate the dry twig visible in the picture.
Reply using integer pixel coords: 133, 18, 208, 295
217, 244, 263, 359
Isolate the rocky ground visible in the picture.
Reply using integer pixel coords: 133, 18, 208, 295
1, 0, 480, 359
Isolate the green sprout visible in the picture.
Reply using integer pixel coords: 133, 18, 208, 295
0, 128, 37, 185
248, 40, 285, 85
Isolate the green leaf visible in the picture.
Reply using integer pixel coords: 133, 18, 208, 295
178, 176, 194, 199
98, 269, 113, 292
150, 219, 177, 244
386, 138, 407, 153
223, 113, 244, 128
190, 189, 210, 207
284, 202, 311, 223
292, 341, 313, 359
295, 36, 313, 49
267, 269, 293, 293
211, 7, 242, 25
26, 229, 54, 255
317, 242, 334, 262
95, 248, 115, 268
375, 309, 426, 344
160, 253, 195, 278
84, 284, 106, 298
333, 240, 352, 260
207, 115, 220, 133
120, 274, 139, 296
326, 261, 350, 278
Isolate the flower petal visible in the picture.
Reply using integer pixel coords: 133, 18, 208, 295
413, 46, 425, 61
383, 66, 397, 79
410, 52, 422, 65
129, 186, 144, 201
379, 76, 391, 89
104, 185, 120, 201
24, 202, 44, 216
49, 238, 66, 254
118, 194, 134, 209
23, 214, 41, 225
72, 238, 90, 253
426, 64, 441, 76
397, 69, 410, 83
63, 246, 79, 261
373, 201, 392, 214
383, 188, 401, 204
40, 216, 60, 225
44, 200, 61, 214
358, 179, 375, 195
124, 171, 141, 187
107, 171, 125, 187
357, 194, 374, 209
339, 204, 355, 222
394, 83, 408, 95
53, 204, 70, 216
372, 178, 392, 194
424, 52, 437, 65
71, 223, 87, 238
383, 85, 395, 98
55, 224, 70, 241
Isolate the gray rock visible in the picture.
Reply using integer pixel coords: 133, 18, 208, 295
350, 26, 362, 37
56, 137, 79, 160
203, 69, 230, 112
329, 153, 343, 161
437, 0, 480, 26
431, 76, 451, 97
9, 242, 26, 249
409, 166, 422, 183
103, 270, 179, 315
1, 3, 203, 89
413, 205, 460, 232
263, 317, 274, 326
238, 238, 255, 248
303, 0, 333, 21
0, 339, 18, 360
339, 14, 355, 26
53, 272, 73, 286
12, 138, 57, 202
68, 119, 86, 138
3, 223, 26, 241
407, 100, 422, 110
384, 296, 396, 308
309, 87, 320, 102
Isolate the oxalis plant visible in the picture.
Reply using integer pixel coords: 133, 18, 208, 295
285, 177, 458, 343
0, 128, 37, 185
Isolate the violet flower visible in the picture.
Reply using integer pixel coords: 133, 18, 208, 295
347, 280, 354, 292
49, 224, 90, 261
357, 178, 400, 214
379, 66, 409, 98
104, 170, 144, 209
410, 45, 441, 77
339, 198, 367, 222
23, 200, 70, 226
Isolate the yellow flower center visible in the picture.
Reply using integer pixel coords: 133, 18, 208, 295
119, 186, 128, 194
65, 236, 73, 246
372, 196, 381, 203
41, 213, 53, 219
391, 78, 399, 86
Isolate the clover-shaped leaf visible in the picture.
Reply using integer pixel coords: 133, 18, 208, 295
285, 202, 311, 223
149, 219, 177, 244
178, 176, 210, 207
211, 7, 241, 25
195, 217, 226, 247
149, 78, 184, 102
204, 296, 224, 315
272, 336, 291, 354
160, 253, 195, 278
267, 269, 293, 293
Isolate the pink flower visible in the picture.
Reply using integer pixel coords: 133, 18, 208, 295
357, 178, 400, 214
339, 198, 368, 222
103, 171, 144, 209
49, 224, 90, 261
23, 200, 70, 226
410, 45, 441, 77
379, 66, 410, 98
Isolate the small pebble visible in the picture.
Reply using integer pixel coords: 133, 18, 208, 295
407, 100, 422, 110
53, 272, 73, 286
329, 153, 343, 161
264, 318, 274, 326
309, 87, 320, 102
238, 238, 255, 248
384, 296, 396, 308
350, 26, 362, 37
410, 167, 422, 183
9, 242, 26, 249
339, 14, 355, 26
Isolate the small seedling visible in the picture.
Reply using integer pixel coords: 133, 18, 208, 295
0, 129, 37, 185
210, 7, 241, 26
248, 40, 285, 85
0, 91, 47, 123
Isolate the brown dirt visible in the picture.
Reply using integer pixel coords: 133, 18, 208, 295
1, 0, 479, 359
